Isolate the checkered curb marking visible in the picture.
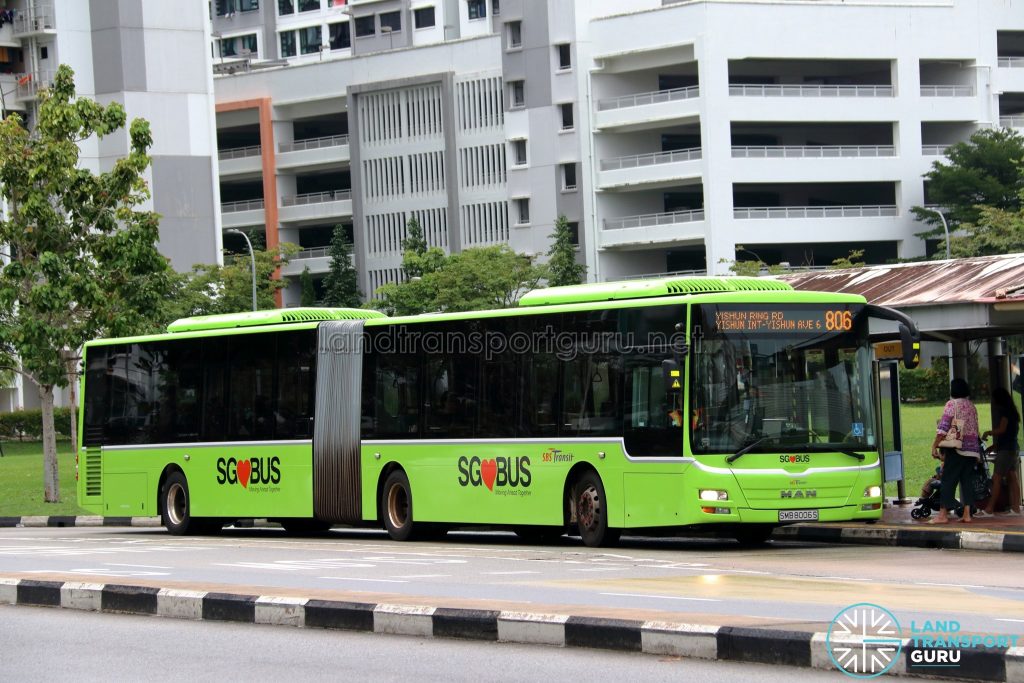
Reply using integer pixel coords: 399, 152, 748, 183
0, 578, 1015, 680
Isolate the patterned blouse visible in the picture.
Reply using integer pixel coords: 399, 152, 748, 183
936, 397, 981, 456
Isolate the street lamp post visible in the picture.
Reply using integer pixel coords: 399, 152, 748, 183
225, 228, 257, 311
923, 207, 951, 260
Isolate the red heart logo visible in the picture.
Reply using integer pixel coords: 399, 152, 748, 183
480, 459, 497, 491
789, 456, 797, 463
237, 459, 251, 488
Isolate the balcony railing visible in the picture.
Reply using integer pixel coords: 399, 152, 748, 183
729, 84, 893, 97
14, 70, 55, 100
600, 147, 702, 172
1001, 115, 1024, 129
998, 56, 1024, 68
622, 269, 708, 281
295, 246, 331, 259
922, 144, 950, 156
13, 6, 55, 35
596, 85, 700, 112
281, 190, 352, 206
218, 145, 262, 161
279, 134, 350, 153
734, 205, 898, 219
221, 198, 265, 213
732, 145, 895, 158
920, 85, 974, 97
604, 209, 704, 231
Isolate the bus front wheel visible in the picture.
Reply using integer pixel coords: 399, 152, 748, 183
573, 471, 619, 548
382, 470, 416, 541
161, 471, 196, 536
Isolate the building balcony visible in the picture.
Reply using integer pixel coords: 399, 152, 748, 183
1001, 115, 1024, 130
734, 205, 898, 220
999, 57, 1024, 68
218, 145, 262, 176
12, 70, 54, 101
0, 21, 19, 47
277, 134, 350, 170
220, 199, 265, 228
922, 144, 950, 156
0, 74, 27, 111
598, 147, 702, 190
279, 190, 352, 222
593, 86, 700, 131
12, 6, 55, 37
920, 85, 974, 97
729, 84, 894, 98
280, 246, 338, 277
600, 209, 705, 250
732, 145, 895, 159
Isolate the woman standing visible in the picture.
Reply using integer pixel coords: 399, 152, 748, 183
929, 378, 981, 524
981, 387, 1022, 516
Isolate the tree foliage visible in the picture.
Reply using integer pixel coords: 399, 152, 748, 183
0, 64, 174, 501
912, 128, 1024, 242
948, 188, 1024, 257
299, 266, 317, 306
546, 215, 586, 286
321, 224, 361, 308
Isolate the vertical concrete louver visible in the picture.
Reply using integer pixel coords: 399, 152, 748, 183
313, 320, 366, 523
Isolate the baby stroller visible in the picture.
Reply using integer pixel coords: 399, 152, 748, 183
910, 452, 993, 519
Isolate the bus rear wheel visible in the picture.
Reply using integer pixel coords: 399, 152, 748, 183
162, 471, 196, 536
573, 471, 619, 548
382, 470, 417, 541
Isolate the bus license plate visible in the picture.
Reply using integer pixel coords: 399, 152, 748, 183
779, 509, 818, 522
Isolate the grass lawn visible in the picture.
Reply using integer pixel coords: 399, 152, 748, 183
893, 401, 992, 500
0, 441, 88, 517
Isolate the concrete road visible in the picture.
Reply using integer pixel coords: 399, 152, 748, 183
0, 604, 849, 681
0, 526, 1022, 636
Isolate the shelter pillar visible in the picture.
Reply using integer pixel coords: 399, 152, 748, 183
988, 337, 1011, 394
950, 341, 970, 384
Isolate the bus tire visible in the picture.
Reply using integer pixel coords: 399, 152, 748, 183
573, 471, 619, 547
382, 470, 416, 541
733, 525, 775, 547
161, 471, 196, 536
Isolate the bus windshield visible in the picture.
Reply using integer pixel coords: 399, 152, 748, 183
690, 303, 876, 455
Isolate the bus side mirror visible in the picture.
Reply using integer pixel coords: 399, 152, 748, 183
899, 323, 920, 369
662, 359, 682, 393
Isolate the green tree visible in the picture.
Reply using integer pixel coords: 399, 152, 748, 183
831, 249, 866, 269
299, 266, 317, 306
948, 188, 1024, 257
546, 215, 586, 286
0, 65, 174, 502
321, 224, 361, 308
912, 128, 1024, 243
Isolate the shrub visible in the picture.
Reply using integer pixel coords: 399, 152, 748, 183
899, 367, 950, 403
0, 407, 74, 440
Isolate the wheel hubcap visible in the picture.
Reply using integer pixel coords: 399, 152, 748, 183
167, 483, 186, 526
388, 485, 409, 528
577, 486, 599, 531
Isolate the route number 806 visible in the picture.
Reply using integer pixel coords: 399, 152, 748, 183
825, 310, 853, 331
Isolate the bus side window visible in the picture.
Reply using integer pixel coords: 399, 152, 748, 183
202, 337, 229, 442
276, 330, 316, 439
374, 352, 419, 437
82, 345, 112, 447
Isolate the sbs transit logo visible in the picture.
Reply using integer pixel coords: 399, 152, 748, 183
827, 603, 903, 678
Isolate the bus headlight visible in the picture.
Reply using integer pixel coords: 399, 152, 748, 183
863, 486, 881, 498
699, 489, 728, 501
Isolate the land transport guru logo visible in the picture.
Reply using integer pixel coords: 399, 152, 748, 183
457, 455, 531, 496
827, 603, 903, 678
216, 456, 281, 492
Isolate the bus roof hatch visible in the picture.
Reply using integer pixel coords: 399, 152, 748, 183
517, 276, 793, 307
166, 308, 386, 333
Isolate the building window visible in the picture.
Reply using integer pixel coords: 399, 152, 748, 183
240, 33, 258, 55
492, 0, 500, 15
39, 46, 48, 60
560, 103, 573, 130
329, 21, 350, 49
515, 198, 530, 224
557, 43, 571, 70
216, 0, 237, 16
280, 30, 296, 57
512, 139, 527, 166
567, 221, 579, 246
298, 0, 319, 11
278, 0, 294, 15
380, 11, 401, 32
506, 20, 521, 49
468, 0, 486, 20
562, 163, 577, 191
220, 38, 238, 57
355, 15, 375, 37
240, 0, 259, 11
328, 0, 345, 5
414, 7, 435, 29
510, 80, 525, 108
299, 25, 322, 54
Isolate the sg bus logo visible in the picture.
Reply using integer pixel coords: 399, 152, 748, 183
457, 456, 531, 491
216, 456, 281, 488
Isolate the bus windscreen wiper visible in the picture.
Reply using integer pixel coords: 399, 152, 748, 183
800, 445, 865, 461
726, 437, 766, 464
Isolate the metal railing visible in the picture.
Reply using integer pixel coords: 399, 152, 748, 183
13, 6, 55, 35
734, 205, 898, 219
729, 84, 893, 97
221, 199, 265, 213
920, 85, 974, 97
218, 145, 262, 161
278, 134, 350, 153
604, 209, 705, 231
999, 56, 1024, 68
622, 269, 708, 281
600, 147, 702, 171
295, 246, 331, 259
921, 144, 950, 156
596, 85, 700, 112
281, 190, 352, 206
14, 70, 55, 100
732, 145, 895, 158
1001, 115, 1024, 129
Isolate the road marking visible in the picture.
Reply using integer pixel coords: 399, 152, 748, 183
391, 574, 451, 579
570, 567, 627, 572
815, 576, 873, 582
482, 571, 540, 575
103, 563, 173, 569
915, 582, 985, 589
600, 592, 720, 602
20, 569, 170, 578
996, 618, 1024, 623
318, 576, 408, 584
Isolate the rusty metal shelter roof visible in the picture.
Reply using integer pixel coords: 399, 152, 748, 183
778, 254, 1024, 342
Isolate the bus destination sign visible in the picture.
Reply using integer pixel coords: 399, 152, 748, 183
711, 308, 855, 334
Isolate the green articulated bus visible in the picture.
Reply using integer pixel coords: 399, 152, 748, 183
77, 276, 920, 546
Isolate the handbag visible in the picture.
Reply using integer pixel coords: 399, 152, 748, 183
937, 401, 965, 449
